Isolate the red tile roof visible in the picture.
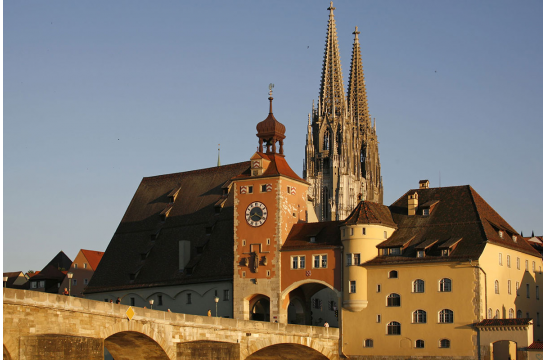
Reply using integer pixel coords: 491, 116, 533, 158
81, 250, 105, 270
528, 341, 543, 350
234, 153, 307, 185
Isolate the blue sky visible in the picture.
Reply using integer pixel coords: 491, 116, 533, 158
4, 1, 542, 272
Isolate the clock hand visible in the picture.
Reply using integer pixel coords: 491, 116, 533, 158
251, 211, 262, 219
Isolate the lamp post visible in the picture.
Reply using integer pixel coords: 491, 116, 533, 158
214, 296, 219, 317
67, 272, 73, 296
3, 276, 8, 288
149, 299, 154, 310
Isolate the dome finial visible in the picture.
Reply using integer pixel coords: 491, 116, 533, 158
268, 83, 274, 114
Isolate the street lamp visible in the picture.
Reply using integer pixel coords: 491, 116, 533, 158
3, 276, 8, 288
149, 299, 154, 310
214, 296, 219, 317
67, 272, 73, 296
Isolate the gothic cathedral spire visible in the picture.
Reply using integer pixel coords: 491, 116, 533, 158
304, 3, 383, 222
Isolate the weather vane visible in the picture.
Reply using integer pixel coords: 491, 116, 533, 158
269, 83, 274, 96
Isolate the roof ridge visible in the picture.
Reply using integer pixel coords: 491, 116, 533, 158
143, 161, 250, 181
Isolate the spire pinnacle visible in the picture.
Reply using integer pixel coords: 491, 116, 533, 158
347, 24, 371, 130
217, 144, 221, 167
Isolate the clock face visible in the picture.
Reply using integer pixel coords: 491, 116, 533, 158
245, 201, 268, 227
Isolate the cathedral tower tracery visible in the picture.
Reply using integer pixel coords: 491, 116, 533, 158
304, 2, 383, 221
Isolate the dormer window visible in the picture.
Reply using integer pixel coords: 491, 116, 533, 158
389, 248, 401, 256
512, 235, 517, 242
159, 207, 172, 222
310, 236, 316, 243
167, 187, 181, 204
422, 209, 429, 216
441, 249, 449, 257
416, 250, 425, 258
498, 231, 503, 239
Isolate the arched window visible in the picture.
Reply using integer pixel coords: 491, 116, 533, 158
413, 310, 427, 323
387, 293, 401, 307
439, 278, 452, 292
413, 279, 425, 293
388, 270, 398, 279
415, 339, 425, 348
363, 339, 373, 348
439, 309, 454, 323
488, 308, 492, 319
509, 308, 514, 319
517, 310, 522, 318
495, 309, 500, 319
387, 321, 401, 335
495, 280, 499, 294
323, 129, 330, 150
439, 339, 450, 348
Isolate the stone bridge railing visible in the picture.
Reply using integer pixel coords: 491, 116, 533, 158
3, 288, 339, 360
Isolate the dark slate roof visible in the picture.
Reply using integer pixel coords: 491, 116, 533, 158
85, 161, 250, 294
364, 186, 541, 266
474, 319, 532, 327
282, 221, 342, 250
2, 271, 28, 289
43, 251, 73, 272
31, 264, 66, 281
344, 200, 397, 228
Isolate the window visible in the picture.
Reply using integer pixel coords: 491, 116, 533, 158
267, 238, 270, 245
130, 297, 135, 306
439, 309, 454, 323
413, 310, 427, 323
508, 280, 511, 294
224, 290, 229, 301
517, 257, 520, 269
74, 263, 78, 269
83, 263, 87, 269
384, 231, 387, 239
527, 312, 530, 319
516, 282, 520, 296
525, 260, 529, 271
389, 247, 400, 255
495, 310, 500, 319
388, 270, 398, 279
287, 186, 291, 194
507, 255, 511, 268
387, 321, 401, 335
509, 308, 514, 319
439, 278, 452, 292
248, 186, 253, 194
349, 281, 356, 294
517, 310, 522, 318
527, 284, 530, 298
499, 253, 502, 266
488, 308, 492, 319
376, 314, 381, 323
346, 254, 352, 266
342, 229, 346, 237
350, 228, 354, 236
353, 253, 360, 265
533, 261, 536, 272
415, 339, 425, 348
362, 228, 366, 235
537, 286, 539, 300
416, 250, 425, 258
31, 281, 37, 289
441, 249, 449, 256
387, 293, 400, 307
158, 295, 163, 306
537, 312, 540, 327
413, 279, 425, 293
313, 298, 322, 309
328, 300, 336, 310
422, 208, 429, 216
261, 184, 267, 192
187, 293, 192, 304
313, 255, 327, 268
291, 256, 305, 269
495, 280, 499, 294
84, 278, 88, 285
499, 231, 503, 239
377, 284, 381, 293
439, 339, 450, 348
364, 339, 373, 348
72, 279, 77, 286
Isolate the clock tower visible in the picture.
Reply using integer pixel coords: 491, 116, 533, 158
232, 90, 311, 323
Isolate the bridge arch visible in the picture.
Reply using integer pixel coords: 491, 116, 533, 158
101, 322, 175, 360
2, 332, 16, 360
245, 341, 332, 360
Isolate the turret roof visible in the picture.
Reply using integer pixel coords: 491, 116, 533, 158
344, 200, 396, 228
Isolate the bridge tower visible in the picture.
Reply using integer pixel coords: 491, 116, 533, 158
232, 89, 310, 323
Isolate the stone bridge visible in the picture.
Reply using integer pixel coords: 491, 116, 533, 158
3, 289, 339, 360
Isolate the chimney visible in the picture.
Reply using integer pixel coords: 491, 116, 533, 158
419, 180, 429, 189
408, 192, 419, 216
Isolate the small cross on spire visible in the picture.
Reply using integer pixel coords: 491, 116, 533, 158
328, 1, 335, 13
353, 26, 360, 38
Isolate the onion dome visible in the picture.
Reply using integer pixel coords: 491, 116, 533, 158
256, 88, 286, 155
